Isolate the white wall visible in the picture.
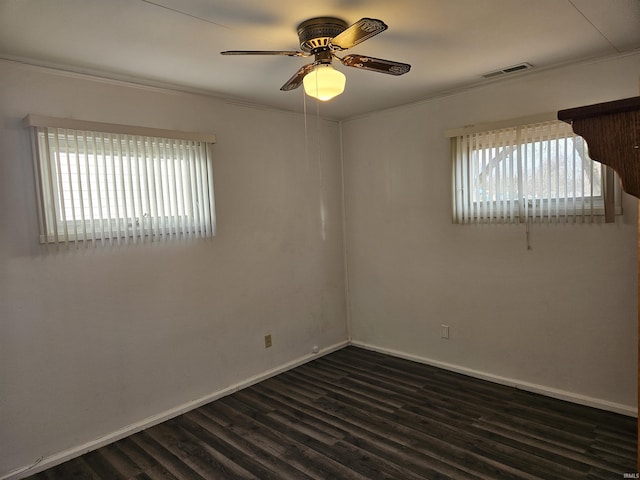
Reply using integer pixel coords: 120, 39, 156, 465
342, 52, 640, 414
0, 61, 347, 478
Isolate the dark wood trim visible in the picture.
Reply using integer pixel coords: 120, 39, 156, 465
558, 97, 640, 123
558, 96, 640, 197
560, 95, 640, 471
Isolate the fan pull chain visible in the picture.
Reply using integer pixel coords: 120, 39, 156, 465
314, 86, 328, 241
303, 87, 309, 170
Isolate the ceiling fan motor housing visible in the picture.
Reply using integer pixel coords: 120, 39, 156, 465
297, 17, 347, 53
221, 16, 410, 94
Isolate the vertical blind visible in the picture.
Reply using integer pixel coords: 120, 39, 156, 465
27, 116, 216, 247
449, 118, 619, 224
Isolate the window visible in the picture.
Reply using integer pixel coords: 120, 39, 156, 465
449, 117, 620, 224
26, 115, 216, 247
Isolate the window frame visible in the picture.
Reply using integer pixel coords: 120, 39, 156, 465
447, 114, 621, 224
25, 115, 217, 247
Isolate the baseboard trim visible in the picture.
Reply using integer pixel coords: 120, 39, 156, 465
350, 341, 638, 418
2, 341, 349, 480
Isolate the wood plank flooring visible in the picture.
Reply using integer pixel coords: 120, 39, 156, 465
25, 346, 637, 479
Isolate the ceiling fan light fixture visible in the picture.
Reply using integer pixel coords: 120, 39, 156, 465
303, 64, 346, 101
222, 16, 410, 98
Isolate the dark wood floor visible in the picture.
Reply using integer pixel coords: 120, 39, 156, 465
25, 346, 636, 479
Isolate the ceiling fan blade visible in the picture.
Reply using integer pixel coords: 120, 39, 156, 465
280, 63, 316, 91
221, 50, 308, 57
339, 54, 411, 76
330, 18, 387, 50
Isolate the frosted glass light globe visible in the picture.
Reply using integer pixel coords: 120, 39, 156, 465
303, 64, 346, 101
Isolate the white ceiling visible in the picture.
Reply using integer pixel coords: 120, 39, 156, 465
1, 0, 639, 119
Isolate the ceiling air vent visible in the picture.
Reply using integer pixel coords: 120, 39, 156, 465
482, 62, 533, 79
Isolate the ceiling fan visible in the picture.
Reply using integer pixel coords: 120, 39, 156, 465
221, 17, 411, 101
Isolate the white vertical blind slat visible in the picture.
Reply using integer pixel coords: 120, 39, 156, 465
459, 137, 468, 223
194, 142, 203, 236
451, 138, 460, 223
551, 124, 561, 223
185, 140, 198, 237
156, 138, 169, 239
41, 128, 58, 243
515, 127, 524, 222
101, 134, 111, 243
584, 137, 589, 222
30, 128, 47, 243
470, 133, 476, 223
580, 135, 586, 222
460, 137, 468, 224
476, 130, 488, 223
206, 144, 217, 236
508, 128, 517, 222
140, 137, 153, 242
530, 124, 538, 221
125, 135, 136, 240
66, 130, 81, 246
485, 131, 492, 223
107, 134, 121, 244
143, 138, 155, 238
499, 130, 507, 222
115, 134, 129, 242
520, 126, 529, 222
131, 135, 141, 243
169, 141, 180, 237
545, 122, 551, 221
572, 133, 578, 223
53, 128, 70, 243
492, 130, 499, 222
193, 142, 206, 236
476, 133, 483, 222
178, 140, 190, 238
589, 139, 595, 221
84, 131, 104, 247
98, 134, 109, 242
489, 130, 497, 223
189, 142, 199, 237
562, 135, 568, 223
505, 129, 512, 222
132, 135, 145, 244
496, 131, 502, 222
183, 141, 193, 236
73, 130, 89, 244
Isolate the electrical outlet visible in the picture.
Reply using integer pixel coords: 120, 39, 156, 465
264, 334, 272, 348
441, 324, 450, 340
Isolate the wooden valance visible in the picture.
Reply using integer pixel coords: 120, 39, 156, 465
560, 95, 640, 471
558, 96, 640, 197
